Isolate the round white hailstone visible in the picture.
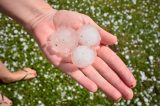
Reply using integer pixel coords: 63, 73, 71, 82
71, 46, 96, 68
78, 25, 101, 47
49, 27, 78, 57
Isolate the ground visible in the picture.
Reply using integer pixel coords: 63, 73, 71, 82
0, 0, 160, 106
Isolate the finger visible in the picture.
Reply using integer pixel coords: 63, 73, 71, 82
59, 63, 97, 92
84, 16, 117, 45
98, 46, 136, 88
81, 65, 122, 101
99, 29, 118, 45
93, 57, 133, 100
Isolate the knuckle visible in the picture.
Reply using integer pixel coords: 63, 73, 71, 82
73, 23, 83, 29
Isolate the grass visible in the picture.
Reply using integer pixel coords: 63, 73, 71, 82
0, 0, 160, 105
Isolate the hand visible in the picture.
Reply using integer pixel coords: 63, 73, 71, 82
31, 10, 136, 102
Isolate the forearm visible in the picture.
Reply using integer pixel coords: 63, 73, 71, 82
0, 0, 55, 31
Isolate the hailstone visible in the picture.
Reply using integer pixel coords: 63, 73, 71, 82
71, 46, 96, 68
48, 27, 78, 57
78, 25, 101, 47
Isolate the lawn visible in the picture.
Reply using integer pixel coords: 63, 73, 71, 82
0, 0, 160, 106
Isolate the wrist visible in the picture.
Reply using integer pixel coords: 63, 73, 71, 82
28, 9, 57, 47
0, 0, 56, 32
25, 9, 57, 32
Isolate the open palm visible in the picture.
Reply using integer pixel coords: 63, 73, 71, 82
31, 10, 136, 102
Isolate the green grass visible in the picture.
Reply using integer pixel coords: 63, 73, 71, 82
0, 0, 160, 105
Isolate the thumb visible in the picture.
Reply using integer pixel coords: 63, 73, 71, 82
88, 17, 118, 45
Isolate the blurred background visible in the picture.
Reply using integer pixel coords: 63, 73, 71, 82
0, 0, 160, 106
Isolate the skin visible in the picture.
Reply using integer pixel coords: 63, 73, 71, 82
0, 0, 136, 103
0, 62, 37, 106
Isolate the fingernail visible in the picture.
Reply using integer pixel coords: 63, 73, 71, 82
31, 68, 36, 70
116, 97, 122, 102
130, 80, 136, 88
130, 84, 136, 88
115, 41, 118, 45
130, 84, 134, 88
